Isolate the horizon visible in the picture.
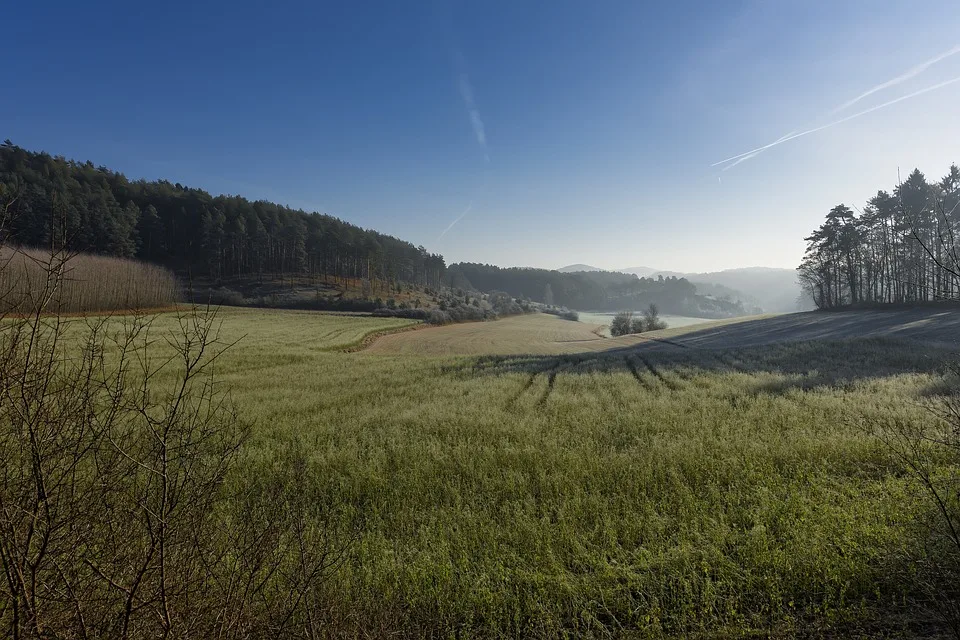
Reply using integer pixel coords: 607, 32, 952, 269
6, 1, 960, 272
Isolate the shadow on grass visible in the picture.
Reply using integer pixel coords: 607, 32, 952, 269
452, 336, 960, 397
635, 308, 960, 351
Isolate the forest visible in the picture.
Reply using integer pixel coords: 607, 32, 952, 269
799, 164, 960, 308
0, 142, 446, 290
449, 262, 747, 316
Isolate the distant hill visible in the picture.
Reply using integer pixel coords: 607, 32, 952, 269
560, 263, 805, 312
557, 264, 604, 272
618, 266, 660, 278
617, 266, 805, 313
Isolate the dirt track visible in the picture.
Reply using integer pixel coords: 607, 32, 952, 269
364, 308, 960, 356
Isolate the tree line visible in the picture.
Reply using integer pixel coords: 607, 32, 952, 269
0, 142, 446, 289
799, 164, 960, 308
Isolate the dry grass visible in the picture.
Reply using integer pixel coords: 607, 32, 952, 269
0, 246, 180, 313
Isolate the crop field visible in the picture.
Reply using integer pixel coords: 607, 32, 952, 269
61, 307, 960, 636
369, 307, 960, 356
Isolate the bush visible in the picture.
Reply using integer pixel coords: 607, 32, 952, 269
610, 311, 633, 336
0, 302, 356, 637
542, 307, 579, 321
611, 305, 666, 336
642, 303, 667, 331
427, 309, 450, 325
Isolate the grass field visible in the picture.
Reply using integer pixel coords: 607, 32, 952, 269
366, 313, 767, 356
68, 307, 960, 636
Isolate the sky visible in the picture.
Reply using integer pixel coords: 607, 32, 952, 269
5, 0, 960, 273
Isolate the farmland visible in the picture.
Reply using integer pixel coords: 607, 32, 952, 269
62, 306, 960, 636
367, 306, 960, 356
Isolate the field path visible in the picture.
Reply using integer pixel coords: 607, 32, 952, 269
364, 308, 960, 356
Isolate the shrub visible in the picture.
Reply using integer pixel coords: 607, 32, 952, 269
642, 303, 667, 331
542, 307, 579, 321
0, 296, 355, 637
427, 309, 450, 325
610, 311, 633, 336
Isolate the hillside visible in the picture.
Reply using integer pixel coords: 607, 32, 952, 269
452, 263, 747, 317
1, 142, 446, 295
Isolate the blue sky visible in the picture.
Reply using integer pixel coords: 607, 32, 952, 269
6, 0, 960, 272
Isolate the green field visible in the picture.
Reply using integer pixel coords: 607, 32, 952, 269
74, 308, 959, 636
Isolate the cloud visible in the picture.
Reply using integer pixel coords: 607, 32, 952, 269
459, 73, 487, 149
438, 202, 473, 239
830, 43, 960, 115
712, 75, 960, 169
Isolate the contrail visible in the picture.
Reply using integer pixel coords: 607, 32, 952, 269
720, 131, 796, 171
712, 74, 960, 168
458, 73, 487, 150
438, 202, 473, 239
830, 43, 960, 115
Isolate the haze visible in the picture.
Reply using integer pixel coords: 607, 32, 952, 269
5, 0, 960, 272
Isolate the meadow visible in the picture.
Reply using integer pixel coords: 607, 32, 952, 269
64, 307, 960, 636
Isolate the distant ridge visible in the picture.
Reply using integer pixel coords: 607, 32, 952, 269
556, 264, 604, 272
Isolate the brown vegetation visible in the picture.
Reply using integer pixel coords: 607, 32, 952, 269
0, 246, 179, 313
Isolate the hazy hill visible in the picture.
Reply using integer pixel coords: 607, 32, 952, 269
456, 263, 747, 317
619, 266, 803, 313
561, 264, 805, 313
556, 264, 604, 273
618, 265, 660, 278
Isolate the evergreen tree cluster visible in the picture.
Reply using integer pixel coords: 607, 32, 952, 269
0, 142, 446, 288
799, 165, 960, 308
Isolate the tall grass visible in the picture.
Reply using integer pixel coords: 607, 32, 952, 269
0, 246, 180, 313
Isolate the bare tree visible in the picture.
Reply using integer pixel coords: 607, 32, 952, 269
0, 189, 359, 638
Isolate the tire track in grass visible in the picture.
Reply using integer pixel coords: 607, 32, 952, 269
637, 354, 682, 391
624, 356, 656, 392
506, 360, 562, 408
507, 373, 539, 407
536, 359, 577, 406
